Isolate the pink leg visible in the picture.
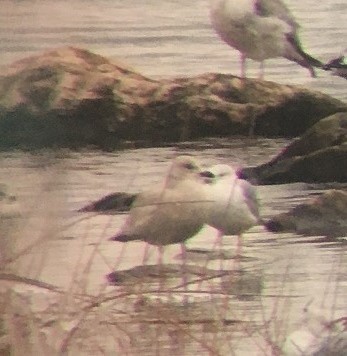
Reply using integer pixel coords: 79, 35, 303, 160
114, 242, 127, 269
196, 231, 224, 290
206, 231, 223, 269
180, 243, 189, 304
217, 231, 224, 272
236, 234, 242, 257
234, 235, 242, 271
259, 61, 265, 79
157, 245, 164, 266
240, 53, 247, 78
142, 243, 150, 265
157, 245, 165, 296
180, 243, 187, 278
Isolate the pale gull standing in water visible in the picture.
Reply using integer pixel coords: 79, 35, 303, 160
203, 164, 261, 265
323, 49, 347, 80
109, 155, 212, 266
209, 0, 322, 78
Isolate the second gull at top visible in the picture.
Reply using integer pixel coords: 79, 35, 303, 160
209, 0, 323, 78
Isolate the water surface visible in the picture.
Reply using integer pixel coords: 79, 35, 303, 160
1, 140, 346, 354
0, 0, 346, 353
1, 0, 346, 101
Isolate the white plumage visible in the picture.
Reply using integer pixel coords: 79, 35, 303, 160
204, 164, 260, 236
110, 155, 211, 263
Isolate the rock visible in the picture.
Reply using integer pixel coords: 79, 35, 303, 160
240, 112, 347, 184
265, 190, 347, 238
0, 46, 346, 150
0, 46, 158, 150
78, 192, 136, 213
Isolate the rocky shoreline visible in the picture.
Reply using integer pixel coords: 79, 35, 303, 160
1, 46, 346, 238
0, 47, 346, 149
1, 46, 346, 184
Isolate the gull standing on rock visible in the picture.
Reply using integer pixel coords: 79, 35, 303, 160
109, 156, 212, 265
209, 0, 322, 78
203, 164, 261, 262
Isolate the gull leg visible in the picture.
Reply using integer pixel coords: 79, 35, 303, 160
240, 53, 247, 78
234, 234, 243, 271
157, 245, 164, 266
259, 61, 265, 79
157, 245, 165, 298
180, 243, 189, 305
114, 242, 127, 269
217, 231, 224, 272
142, 243, 150, 265
236, 234, 242, 257
210, 231, 223, 265
196, 231, 223, 291
136, 243, 151, 305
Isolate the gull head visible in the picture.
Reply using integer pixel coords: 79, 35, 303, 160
199, 164, 237, 185
205, 164, 237, 183
166, 156, 202, 186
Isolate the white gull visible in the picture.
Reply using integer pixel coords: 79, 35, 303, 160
109, 155, 212, 265
209, 0, 322, 77
203, 164, 261, 258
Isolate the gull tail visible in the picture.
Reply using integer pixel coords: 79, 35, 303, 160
285, 34, 323, 77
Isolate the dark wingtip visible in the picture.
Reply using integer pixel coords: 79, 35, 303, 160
78, 192, 136, 213
285, 34, 323, 76
109, 234, 131, 242
305, 57, 323, 77
322, 56, 345, 70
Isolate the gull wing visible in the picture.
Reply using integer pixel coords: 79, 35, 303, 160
238, 179, 261, 221
255, 0, 299, 29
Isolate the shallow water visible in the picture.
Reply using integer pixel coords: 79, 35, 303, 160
1, 140, 346, 354
0, 0, 346, 102
0, 0, 346, 353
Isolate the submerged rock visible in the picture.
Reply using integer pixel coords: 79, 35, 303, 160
240, 112, 347, 184
0, 46, 346, 150
265, 190, 347, 238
